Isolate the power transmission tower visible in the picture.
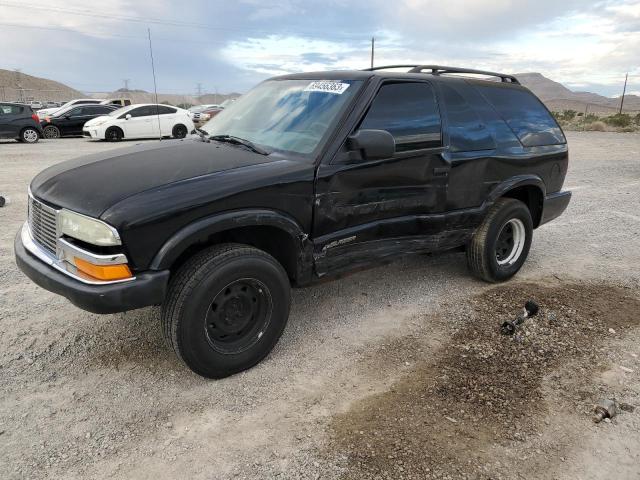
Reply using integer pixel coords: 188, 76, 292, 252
196, 83, 203, 96
123, 79, 130, 90
619, 73, 628, 114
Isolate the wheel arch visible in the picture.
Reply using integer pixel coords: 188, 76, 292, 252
149, 209, 313, 284
485, 175, 546, 228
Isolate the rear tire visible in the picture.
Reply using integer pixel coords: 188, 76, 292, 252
105, 127, 123, 142
19, 127, 40, 143
43, 125, 60, 140
161, 244, 291, 379
172, 124, 188, 139
467, 198, 533, 282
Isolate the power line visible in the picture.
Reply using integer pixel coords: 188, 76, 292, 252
0, 1, 369, 40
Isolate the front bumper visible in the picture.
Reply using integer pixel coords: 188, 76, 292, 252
15, 230, 170, 314
540, 190, 571, 226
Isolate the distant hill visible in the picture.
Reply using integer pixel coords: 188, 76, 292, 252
88, 89, 241, 106
515, 72, 640, 113
0, 68, 84, 102
2, 67, 637, 113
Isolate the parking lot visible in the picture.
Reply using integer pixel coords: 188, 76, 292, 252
1, 132, 639, 479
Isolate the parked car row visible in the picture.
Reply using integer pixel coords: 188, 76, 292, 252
0, 99, 195, 143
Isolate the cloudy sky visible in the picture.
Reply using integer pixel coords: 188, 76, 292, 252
1, 0, 639, 96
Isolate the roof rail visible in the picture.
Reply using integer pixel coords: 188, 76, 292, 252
363, 64, 519, 84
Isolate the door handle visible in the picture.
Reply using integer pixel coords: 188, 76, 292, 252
433, 167, 450, 177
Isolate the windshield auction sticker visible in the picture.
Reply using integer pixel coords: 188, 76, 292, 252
304, 81, 350, 94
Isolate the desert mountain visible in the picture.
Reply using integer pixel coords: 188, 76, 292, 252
1, 67, 636, 113
515, 72, 639, 113
0, 68, 84, 102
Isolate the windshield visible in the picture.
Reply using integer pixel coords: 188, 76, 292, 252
200, 79, 362, 155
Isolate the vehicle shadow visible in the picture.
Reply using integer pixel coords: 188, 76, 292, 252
79, 250, 474, 378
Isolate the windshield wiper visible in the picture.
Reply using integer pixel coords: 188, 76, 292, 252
209, 134, 270, 155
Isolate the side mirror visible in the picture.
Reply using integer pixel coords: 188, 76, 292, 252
347, 129, 395, 161
125, 114, 132, 120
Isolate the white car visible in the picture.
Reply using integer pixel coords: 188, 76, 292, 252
37, 98, 104, 117
82, 104, 194, 141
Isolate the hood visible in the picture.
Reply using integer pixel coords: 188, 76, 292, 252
31, 139, 282, 218
84, 115, 110, 126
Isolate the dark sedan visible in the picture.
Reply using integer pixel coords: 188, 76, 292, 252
0, 102, 43, 143
41, 104, 119, 139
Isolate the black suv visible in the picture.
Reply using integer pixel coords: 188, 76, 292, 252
41, 104, 119, 138
0, 102, 43, 143
15, 65, 571, 378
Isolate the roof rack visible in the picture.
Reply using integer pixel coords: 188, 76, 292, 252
363, 64, 519, 84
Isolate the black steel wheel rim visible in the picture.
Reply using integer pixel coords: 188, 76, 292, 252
175, 126, 186, 138
108, 130, 119, 140
495, 222, 515, 262
204, 278, 272, 354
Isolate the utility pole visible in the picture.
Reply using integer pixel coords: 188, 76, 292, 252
196, 83, 203, 97
123, 79, 130, 91
619, 72, 628, 114
370, 37, 375, 69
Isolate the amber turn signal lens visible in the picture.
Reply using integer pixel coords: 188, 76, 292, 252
74, 258, 132, 281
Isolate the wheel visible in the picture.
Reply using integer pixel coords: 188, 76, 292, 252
172, 124, 188, 139
105, 127, 123, 142
161, 244, 291, 378
467, 198, 533, 282
42, 125, 60, 140
20, 127, 39, 143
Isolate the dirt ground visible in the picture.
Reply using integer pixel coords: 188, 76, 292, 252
1, 132, 639, 480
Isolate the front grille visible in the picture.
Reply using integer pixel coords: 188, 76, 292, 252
28, 196, 58, 255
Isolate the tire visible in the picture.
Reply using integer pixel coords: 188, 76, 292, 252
43, 125, 60, 140
161, 243, 291, 379
172, 124, 188, 139
105, 127, 123, 142
467, 198, 533, 283
20, 127, 39, 143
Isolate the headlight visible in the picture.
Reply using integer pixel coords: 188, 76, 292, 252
59, 209, 121, 246
91, 119, 108, 127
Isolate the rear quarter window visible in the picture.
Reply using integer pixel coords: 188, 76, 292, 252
439, 83, 496, 152
475, 85, 565, 147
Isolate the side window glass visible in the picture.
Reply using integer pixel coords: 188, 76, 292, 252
440, 84, 496, 152
360, 82, 442, 151
476, 85, 565, 147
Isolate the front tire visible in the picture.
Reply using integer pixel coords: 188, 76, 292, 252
467, 198, 533, 282
105, 127, 123, 142
43, 125, 60, 139
20, 127, 40, 143
161, 244, 291, 379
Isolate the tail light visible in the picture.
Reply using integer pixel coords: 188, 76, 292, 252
31, 113, 39, 122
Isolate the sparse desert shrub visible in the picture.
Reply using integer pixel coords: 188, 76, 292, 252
583, 113, 601, 123
634, 113, 640, 125
561, 109, 577, 120
585, 121, 606, 131
605, 113, 632, 127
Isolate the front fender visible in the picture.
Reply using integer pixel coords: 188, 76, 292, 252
149, 208, 308, 271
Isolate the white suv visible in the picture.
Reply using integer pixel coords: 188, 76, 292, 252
83, 104, 194, 141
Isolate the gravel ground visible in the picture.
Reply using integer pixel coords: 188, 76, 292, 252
0, 132, 639, 479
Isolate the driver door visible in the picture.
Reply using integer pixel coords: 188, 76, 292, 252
313, 81, 451, 275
